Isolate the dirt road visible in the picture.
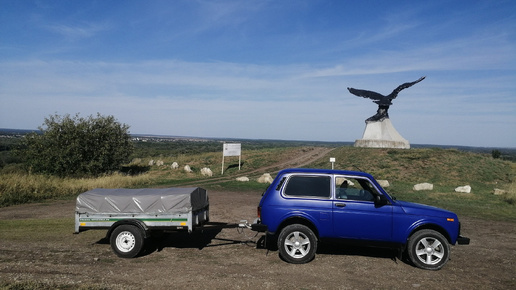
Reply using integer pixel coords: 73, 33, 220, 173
177, 146, 335, 187
1, 190, 515, 289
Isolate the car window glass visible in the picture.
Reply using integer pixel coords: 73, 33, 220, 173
335, 177, 375, 202
284, 175, 331, 198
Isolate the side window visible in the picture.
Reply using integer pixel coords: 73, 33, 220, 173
335, 177, 376, 202
284, 175, 331, 198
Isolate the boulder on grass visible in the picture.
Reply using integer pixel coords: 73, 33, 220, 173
493, 188, 506, 196
201, 167, 213, 177
377, 180, 390, 188
257, 173, 273, 184
236, 176, 249, 182
455, 185, 471, 193
413, 183, 433, 191
184, 165, 193, 173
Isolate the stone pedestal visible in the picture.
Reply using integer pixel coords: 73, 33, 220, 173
354, 118, 410, 149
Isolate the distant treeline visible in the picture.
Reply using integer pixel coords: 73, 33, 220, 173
1, 129, 515, 162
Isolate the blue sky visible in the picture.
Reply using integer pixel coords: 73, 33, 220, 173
1, 0, 515, 147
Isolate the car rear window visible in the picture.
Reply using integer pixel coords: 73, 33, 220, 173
284, 175, 331, 198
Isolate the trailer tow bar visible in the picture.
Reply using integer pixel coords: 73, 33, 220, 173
238, 220, 252, 229
237, 219, 270, 253
237, 220, 259, 239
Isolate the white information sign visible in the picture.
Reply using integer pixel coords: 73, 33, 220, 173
221, 143, 242, 174
223, 143, 241, 157
330, 157, 336, 169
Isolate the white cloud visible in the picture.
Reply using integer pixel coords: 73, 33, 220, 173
45, 22, 111, 40
1, 50, 515, 147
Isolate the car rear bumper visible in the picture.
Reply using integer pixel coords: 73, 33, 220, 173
251, 223, 268, 232
248, 218, 268, 232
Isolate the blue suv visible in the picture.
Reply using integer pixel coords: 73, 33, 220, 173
253, 168, 469, 270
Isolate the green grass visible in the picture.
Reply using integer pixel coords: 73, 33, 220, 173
309, 147, 516, 221
1, 145, 515, 222
311, 147, 512, 185
387, 182, 515, 221
0, 218, 73, 241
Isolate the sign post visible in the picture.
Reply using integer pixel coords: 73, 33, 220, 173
222, 143, 241, 175
330, 157, 336, 170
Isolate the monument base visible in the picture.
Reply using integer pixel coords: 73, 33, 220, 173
354, 118, 410, 149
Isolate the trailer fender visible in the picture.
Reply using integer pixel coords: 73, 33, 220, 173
106, 219, 150, 240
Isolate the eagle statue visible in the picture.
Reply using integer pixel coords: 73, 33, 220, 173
347, 76, 425, 122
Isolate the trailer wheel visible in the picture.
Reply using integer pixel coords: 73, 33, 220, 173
110, 225, 144, 258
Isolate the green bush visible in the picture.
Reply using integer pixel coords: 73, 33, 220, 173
19, 113, 133, 177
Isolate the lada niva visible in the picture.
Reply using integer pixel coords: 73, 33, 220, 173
253, 168, 469, 270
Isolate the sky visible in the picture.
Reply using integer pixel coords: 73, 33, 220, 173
1, 0, 515, 148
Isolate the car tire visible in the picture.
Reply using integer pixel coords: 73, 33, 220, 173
110, 225, 145, 258
407, 229, 450, 270
278, 224, 317, 264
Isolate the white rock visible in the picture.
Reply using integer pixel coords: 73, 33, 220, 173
377, 180, 390, 188
455, 185, 471, 193
493, 188, 506, 196
201, 167, 213, 177
148, 159, 155, 166
171, 162, 179, 169
413, 183, 433, 191
156, 160, 164, 166
236, 176, 249, 182
257, 173, 273, 184
184, 165, 193, 173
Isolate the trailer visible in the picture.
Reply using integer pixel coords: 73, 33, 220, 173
74, 187, 209, 258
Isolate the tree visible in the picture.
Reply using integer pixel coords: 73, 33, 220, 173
21, 113, 134, 177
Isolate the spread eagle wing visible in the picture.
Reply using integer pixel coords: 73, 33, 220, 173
388, 76, 425, 100
347, 87, 385, 100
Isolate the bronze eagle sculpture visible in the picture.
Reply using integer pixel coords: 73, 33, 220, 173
348, 76, 425, 122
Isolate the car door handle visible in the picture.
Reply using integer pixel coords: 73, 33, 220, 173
335, 203, 346, 207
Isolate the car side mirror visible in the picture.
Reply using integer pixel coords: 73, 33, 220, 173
375, 195, 389, 206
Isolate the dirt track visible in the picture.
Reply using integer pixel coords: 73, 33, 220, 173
177, 147, 335, 187
1, 190, 515, 289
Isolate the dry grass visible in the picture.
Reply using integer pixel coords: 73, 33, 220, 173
0, 172, 152, 207
502, 163, 516, 204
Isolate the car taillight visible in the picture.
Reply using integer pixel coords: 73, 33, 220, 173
257, 206, 261, 218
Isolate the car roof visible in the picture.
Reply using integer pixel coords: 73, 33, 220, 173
277, 168, 373, 179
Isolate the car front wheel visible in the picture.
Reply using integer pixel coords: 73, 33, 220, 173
407, 229, 450, 270
278, 224, 317, 264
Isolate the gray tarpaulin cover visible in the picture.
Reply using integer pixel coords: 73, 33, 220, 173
76, 187, 208, 214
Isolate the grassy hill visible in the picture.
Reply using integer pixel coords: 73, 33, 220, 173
309, 147, 515, 221
312, 147, 511, 191
1, 144, 514, 221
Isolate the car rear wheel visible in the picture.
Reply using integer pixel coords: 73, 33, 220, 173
407, 229, 450, 270
278, 224, 317, 264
